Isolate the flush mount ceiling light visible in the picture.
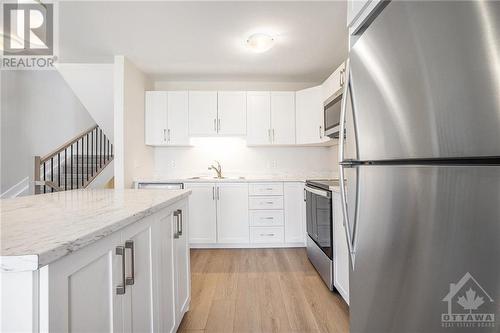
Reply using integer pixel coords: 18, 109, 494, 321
246, 33, 275, 53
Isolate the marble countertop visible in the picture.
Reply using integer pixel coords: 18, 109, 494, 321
0, 189, 191, 272
135, 176, 335, 184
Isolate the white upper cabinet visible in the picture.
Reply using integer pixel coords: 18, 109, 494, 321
296, 86, 328, 144
188, 91, 218, 136
322, 62, 345, 102
247, 91, 295, 145
247, 91, 272, 145
167, 91, 189, 145
145, 91, 189, 146
217, 91, 247, 135
145, 91, 167, 145
270, 92, 296, 145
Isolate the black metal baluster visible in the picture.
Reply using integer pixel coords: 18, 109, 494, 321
100, 129, 103, 168
111, 143, 113, 158
91, 130, 94, 177
50, 157, 54, 192
95, 128, 98, 173
81, 138, 84, 187
57, 153, 60, 189
86, 133, 89, 182
77, 140, 80, 189
107, 140, 110, 161
104, 134, 106, 164
43, 162, 46, 193
65, 149, 67, 191
71, 144, 73, 190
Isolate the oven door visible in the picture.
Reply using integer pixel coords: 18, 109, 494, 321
305, 185, 333, 259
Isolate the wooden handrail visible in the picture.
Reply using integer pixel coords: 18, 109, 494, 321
40, 125, 98, 163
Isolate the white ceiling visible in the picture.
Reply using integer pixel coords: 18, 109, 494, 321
59, 1, 348, 83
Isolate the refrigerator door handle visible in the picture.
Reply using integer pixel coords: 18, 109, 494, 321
339, 58, 357, 269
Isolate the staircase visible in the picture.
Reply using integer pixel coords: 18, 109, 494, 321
34, 125, 113, 194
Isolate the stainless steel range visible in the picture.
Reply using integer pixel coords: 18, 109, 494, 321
305, 179, 338, 290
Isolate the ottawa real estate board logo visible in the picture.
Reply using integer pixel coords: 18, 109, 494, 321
2, 2, 55, 69
441, 272, 495, 329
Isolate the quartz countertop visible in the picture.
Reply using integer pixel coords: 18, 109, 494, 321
0, 189, 191, 272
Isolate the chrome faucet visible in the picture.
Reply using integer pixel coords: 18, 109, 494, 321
208, 161, 223, 178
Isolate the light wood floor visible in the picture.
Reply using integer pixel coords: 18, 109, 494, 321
179, 248, 350, 333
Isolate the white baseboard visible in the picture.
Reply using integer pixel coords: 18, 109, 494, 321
1, 177, 30, 199
190, 242, 306, 249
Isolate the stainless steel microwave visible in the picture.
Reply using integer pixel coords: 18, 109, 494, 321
324, 88, 343, 138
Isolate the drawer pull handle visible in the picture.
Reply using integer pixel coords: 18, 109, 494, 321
260, 233, 275, 237
116, 246, 126, 295
261, 217, 274, 220
125, 240, 135, 286
263, 201, 274, 204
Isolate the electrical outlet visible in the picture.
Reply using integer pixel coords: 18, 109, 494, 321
271, 160, 278, 169
170, 160, 176, 168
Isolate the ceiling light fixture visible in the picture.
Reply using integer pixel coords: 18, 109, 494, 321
246, 33, 275, 53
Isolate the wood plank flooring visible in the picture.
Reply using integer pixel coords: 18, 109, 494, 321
179, 248, 349, 333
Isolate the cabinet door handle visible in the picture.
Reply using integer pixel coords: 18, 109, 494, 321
214, 119, 217, 132
125, 240, 135, 285
163, 129, 167, 142
319, 125, 323, 139
272, 129, 275, 143
217, 187, 220, 200
177, 209, 183, 236
268, 129, 271, 143
217, 118, 221, 132
212, 186, 215, 200
167, 129, 171, 142
173, 210, 180, 239
116, 246, 126, 295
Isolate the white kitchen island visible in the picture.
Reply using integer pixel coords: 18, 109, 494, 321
1, 189, 191, 333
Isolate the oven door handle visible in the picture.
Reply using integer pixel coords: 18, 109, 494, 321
305, 185, 331, 199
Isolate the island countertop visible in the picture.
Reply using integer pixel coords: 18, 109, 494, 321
0, 189, 191, 272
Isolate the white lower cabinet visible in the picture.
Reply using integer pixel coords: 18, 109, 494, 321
284, 182, 306, 243
184, 183, 217, 244
36, 201, 190, 333
173, 203, 190, 328
186, 182, 249, 245
217, 183, 249, 243
185, 181, 305, 248
333, 191, 350, 304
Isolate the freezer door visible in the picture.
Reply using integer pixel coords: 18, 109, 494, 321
350, 1, 500, 161
350, 165, 500, 333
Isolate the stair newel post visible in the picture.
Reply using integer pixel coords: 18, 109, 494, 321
34, 156, 41, 195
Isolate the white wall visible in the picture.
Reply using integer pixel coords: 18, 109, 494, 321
154, 80, 317, 91
1, 70, 96, 195
56, 63, 114, 141
154, 137, 339, 179
114, 56, 154, 189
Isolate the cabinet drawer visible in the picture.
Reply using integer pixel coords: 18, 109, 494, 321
249, 183, 283, 196
250, 227, 285, 244
249, 210, 284, 227
248, 196, 284, 210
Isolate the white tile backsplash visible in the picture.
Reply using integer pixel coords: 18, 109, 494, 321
154, 137, 338, 179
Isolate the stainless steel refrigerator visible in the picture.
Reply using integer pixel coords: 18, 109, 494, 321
339, 2, 500, 332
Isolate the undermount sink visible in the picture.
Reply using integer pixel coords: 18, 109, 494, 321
188, 176, 245, 180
